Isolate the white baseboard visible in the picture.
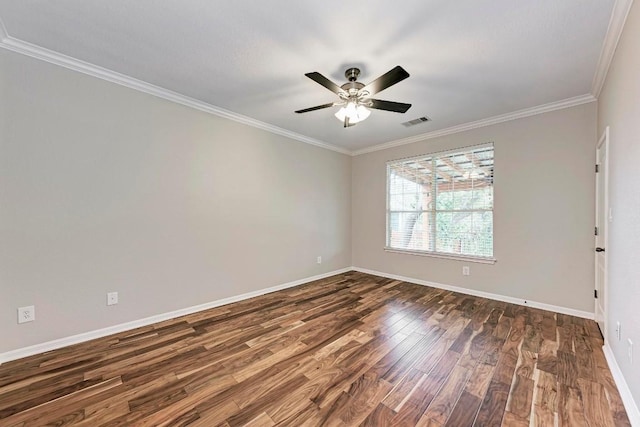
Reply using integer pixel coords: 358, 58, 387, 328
0, 267, 352, 365
0, 266, 597, 365
352, 266, 594, 319
603, 343, 640, 426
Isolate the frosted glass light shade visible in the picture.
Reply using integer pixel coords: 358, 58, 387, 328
334, 102, 371, 124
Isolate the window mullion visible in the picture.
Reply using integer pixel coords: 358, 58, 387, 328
430, 157, 437, 252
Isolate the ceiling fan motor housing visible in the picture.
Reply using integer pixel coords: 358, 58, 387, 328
341, 81, 365, 96
342, 68, 365, 96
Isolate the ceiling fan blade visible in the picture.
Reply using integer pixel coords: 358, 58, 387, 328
360, 66, 410, 96
368, 99, 412, 113
305, 72, 347, 96
295, 102, 336, 114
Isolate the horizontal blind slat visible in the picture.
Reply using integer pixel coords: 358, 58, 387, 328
386, 144, 494, 258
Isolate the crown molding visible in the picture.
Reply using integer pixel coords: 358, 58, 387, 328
0, 35, 351, 156
352, 94, 597, 156
0, 12, 611, 157
592, 0, 634, 98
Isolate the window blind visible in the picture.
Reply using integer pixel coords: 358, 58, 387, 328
386, 144, 494, 259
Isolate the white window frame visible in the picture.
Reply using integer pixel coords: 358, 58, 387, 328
385, 143, 496, 264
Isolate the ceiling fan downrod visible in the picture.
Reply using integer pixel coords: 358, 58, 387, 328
345, 67, 360, 82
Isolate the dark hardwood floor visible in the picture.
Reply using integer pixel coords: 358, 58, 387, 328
0, 271, 631, 426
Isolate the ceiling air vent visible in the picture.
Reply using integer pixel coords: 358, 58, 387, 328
401, 116, 431, 127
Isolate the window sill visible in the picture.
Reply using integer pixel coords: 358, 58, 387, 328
383, 247, 497, 264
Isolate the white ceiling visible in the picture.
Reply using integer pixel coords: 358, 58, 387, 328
0, 1, 615, 153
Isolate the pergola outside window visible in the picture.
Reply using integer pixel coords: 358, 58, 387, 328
386, 143, 494, 261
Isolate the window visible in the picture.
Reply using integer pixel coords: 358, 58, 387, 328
386, 143, 494, 261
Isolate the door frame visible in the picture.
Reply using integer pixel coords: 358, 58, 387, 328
595, 126, 609, 341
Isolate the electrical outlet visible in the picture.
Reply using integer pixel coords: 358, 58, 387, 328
107, 292, 118, 306
617, 321, 621, 341
462, 266, 470, 276
18, 306, 35, 324
629, 339, 633, 363
317, 256, 322, 264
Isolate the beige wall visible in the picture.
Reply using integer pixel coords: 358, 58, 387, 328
597, 1, 640, 409
353, 103, 597, 313
0, 35, 610, 367
0, 49, 352, 354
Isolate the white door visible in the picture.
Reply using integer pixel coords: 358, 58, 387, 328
595, 127, 609, 338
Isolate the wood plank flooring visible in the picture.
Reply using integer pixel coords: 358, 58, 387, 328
0, 271, 631, 426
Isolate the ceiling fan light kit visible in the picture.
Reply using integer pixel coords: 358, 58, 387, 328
296, 66, 412, 128
334, 102, 371, 125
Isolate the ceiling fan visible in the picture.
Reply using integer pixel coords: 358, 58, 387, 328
295, 66, 412, 128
